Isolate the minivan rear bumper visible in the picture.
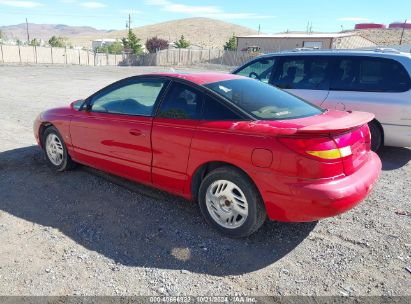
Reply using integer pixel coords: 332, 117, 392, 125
256, 152, 381, 222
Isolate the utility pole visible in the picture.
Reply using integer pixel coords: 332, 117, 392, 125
26, 18, 30, 43
400, 19, 407, 45
258, 24, 261, 35
128, 14, 131, 32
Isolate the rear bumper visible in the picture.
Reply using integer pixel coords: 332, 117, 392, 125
256, 152, 381, 222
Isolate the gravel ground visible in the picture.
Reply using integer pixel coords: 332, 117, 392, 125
0, 65, 410, 297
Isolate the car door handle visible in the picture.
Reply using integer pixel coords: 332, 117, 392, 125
129, 129, 143, 136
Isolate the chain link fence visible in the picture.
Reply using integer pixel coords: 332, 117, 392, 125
0, 45, 259, 69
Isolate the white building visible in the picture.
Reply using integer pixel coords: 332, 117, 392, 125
92, 39, 118, 50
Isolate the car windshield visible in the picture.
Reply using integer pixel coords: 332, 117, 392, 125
205, 78, 324, 120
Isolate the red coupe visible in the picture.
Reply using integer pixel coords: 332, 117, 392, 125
34, 73, 381, 237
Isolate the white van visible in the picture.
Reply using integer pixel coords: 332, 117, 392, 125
232, 49, 411, 151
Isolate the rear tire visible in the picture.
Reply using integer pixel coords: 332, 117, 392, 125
198, 166, 266, 238
368, 121, 382, 152
42, 126, 76, 171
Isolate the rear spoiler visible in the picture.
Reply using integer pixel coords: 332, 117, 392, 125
297, 111, 374, 134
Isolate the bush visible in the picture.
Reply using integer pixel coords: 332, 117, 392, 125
175, 35, 190, 49
146, 37, 168, 53
29, 38, 40, 47
48, 36, 66, 48
95, 41, 124, 54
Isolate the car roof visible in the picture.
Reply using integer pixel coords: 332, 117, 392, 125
255, 49, 411, 60
146, 72, 244, 85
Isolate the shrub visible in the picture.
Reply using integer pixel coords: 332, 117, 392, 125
29, 38, 40, 47
175, 35, 190, 49
224, 34, 237, 51
146, 37, 168, 53
48, 36, 66, 48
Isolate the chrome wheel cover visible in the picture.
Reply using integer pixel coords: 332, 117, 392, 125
205, 179, 249, 229
45, 133, 64, 166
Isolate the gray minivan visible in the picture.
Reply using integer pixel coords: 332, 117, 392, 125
232, 49, 411, 151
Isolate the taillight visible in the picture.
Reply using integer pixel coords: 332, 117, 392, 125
362, 124, 372, 151
278, 136, 352, 162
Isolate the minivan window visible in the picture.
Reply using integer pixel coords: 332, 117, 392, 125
330, 57, 411, 92
234, 58, 275, 83
274, 57, 330, 90
205, 78, 324, 120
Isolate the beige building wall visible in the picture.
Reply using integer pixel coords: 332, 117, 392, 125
237, 35, 376, 52
237, 37, 333, 52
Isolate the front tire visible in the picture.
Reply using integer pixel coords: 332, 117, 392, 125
198, 166, 266, 238
42, 126, 75, 171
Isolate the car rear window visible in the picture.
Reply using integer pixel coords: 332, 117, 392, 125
205, 78, 324, 120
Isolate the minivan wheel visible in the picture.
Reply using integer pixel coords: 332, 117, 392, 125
198, 166, 266, 238
368, 121, 382, 152
43, 126, 76, 171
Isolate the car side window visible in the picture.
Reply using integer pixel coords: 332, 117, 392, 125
234, 58, 275, 83
274, 57, 330, 90
91, 79, 167, 116
202, 94, 243, 120
157, 82, 202, 119
331, 57, 411, 92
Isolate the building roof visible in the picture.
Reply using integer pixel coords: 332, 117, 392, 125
237, 32, 357, 39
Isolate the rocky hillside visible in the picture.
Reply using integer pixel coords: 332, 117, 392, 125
69, 17, 258, 49
0, 23, 109, 41
356, 28, 411, 46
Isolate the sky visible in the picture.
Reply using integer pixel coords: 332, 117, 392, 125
0, 0, 410, 33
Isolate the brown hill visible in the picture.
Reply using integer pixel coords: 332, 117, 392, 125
69, 17, 258, 49
0, 23, 109, 42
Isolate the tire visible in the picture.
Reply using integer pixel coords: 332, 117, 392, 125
42, 126, 76, 171
198, 166, 266, 238
368, 121, 382, 152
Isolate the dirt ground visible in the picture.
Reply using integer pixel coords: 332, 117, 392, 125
0, 65, 410, 296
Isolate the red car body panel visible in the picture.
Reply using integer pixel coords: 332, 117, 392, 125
34, 73, 382, 222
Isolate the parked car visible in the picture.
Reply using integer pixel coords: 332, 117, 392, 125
232, 49, 411, 151
34, 73, 381, 237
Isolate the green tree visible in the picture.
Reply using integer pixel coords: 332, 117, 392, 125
122, 30, 143, 55
223, 34, 237, 51
95, 41, 124, 54
16, 39, 22, 46
48, 36, 66, 48
29, 38, 40, 46
108, 41, 124, 54
175, 35, 190, 48
0, 30, 6, 43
